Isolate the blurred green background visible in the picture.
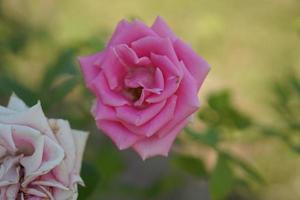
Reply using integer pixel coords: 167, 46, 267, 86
0, 0, 300, 199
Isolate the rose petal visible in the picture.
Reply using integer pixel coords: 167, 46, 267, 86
157, 63, 200, 138
131, 36, 179, 65
123, 95, 177, 137
7, 93, 28, 111
133, 118, 188, 160
174, 39, 210, 89
151, 16, 177, 41
107, 19, 157, 47
0, 102, 56, 141
96, 120, 141, 150
72, 129, 89, 177
90, 73, 129, 106
49, 120, 75, 174
145, 53, 183, 103
114, 44, 151, 67
92, 99, 117, 121
78, 52, 103, 87
116, 100, 167, 126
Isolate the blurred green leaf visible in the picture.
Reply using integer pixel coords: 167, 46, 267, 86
223, 152, 264, 184
199, 90, 252, 130
78, 162, 101, 200
41, 49, 78, 90
172, 154, 207, 178
144, 175, 182, 198
210, 154, 234, 200
96, 142, 125, 188
0, 75, 38, 105
186, 127, 220, 147
42, 77, 78, 110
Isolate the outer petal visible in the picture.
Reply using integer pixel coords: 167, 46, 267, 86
173, 39, 210, 89
133, 118, 188, 160
48, 119, 76, 186
0, 102, 56, 141
7, 93, 28, 111
92, 99, 118, 121
151, 16, 177, 41
78, 52, 103, 87
101, 47, 127, 90
96, 120, 141, 150
72, 129, 89, 181
157, 63, 200, 138
107, 19, 157, 47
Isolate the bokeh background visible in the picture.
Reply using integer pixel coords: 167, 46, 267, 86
0, 0, 300, 199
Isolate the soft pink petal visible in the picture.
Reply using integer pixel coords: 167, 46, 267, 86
92, 99, 118, 121
7, 93, 28, 111
145, 53, 183, 103
133, 118, 188, 160
90, 73, 129, 106
131, 36, 180, 65
0, 102, 56, 141
0, 156, 20, 187
49, 120, 75, 173
116, 100, 167, 126
0, 124, 17, 153
107, 19, 157, 47
96, 120, 141, 150
151, 16, 177, 41
71, 129, 89, 180
23, 134, 64, 187
174, 39, 210, 89
114, 44, 151, 67
157, 64, 200, 138
101, 47, 127, 90
78, 52, 103, 87
123, 95, 177, 137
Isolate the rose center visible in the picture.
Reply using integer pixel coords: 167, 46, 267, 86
123, 67, 155, 103
125, 87, 143, 102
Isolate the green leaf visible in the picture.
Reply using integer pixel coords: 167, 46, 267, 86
78, 162, 101, 200
172, 154, 207, 178
185, 127, 220, 147
96, 141, 125, 188
144, 175, 182, 198
210, 154, 235, 200
42, 77, 78, 110
41, 49, 78, 90
0, 75, 38, 105
223, 152, 264, 184
199, 90, 252, 130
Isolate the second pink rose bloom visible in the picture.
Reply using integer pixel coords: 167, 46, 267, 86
79, 16, 210, 160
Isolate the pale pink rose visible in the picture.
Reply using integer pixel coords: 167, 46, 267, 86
0, 94, 89, 200
79, 16, 210, 160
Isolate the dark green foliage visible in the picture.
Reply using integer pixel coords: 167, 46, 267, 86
199, 90, 252, 130
258, 71, 300, 154
78, 162, 101, 200
182, 90, 264, 200
209, 154, 235, 200
172, 154, 207, 178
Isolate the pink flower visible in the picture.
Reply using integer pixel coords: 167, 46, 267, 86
0, 94, 89, 200
79, 16, 210, 160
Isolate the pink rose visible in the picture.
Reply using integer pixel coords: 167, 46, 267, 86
79, 16, 210, 160
0, 94, 89, 200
